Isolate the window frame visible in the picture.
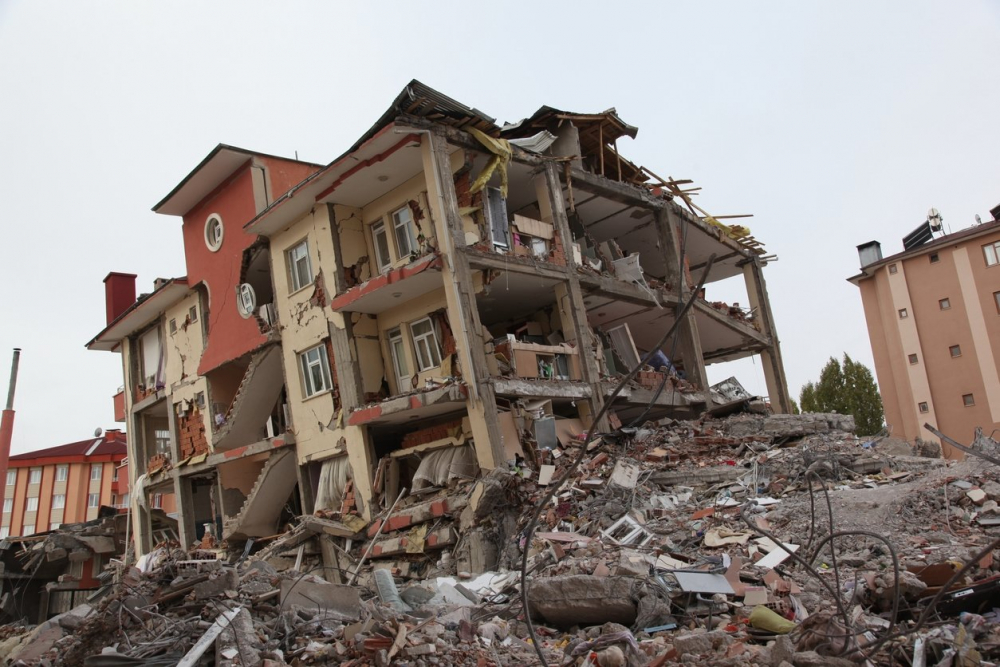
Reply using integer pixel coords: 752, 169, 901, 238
963, 393, 976, 407
483, 186, 511, 249
898, 308, 908, 319
299, 343, 333, 398
908, 353, 918, 365
371, 220, 393, 274
52, 494, 65, 510
888, 264, 898, 274
994, 291, 1000, 314
387, 327, 410, 392
2, 498, 12, 513
28, 468, 41, 485
918, 402, 928, 413
56, 464, 68, 482
153, 493, 163, 509
25, 497, 38, 512
949, 344, 962, 358
87, 493, 99, 509
90, 464, 102, 481
189, 305, 198, 322
22, 524, 34, 536
939, 298, 951, 310
391, 206, 418, 259
5, 471, 15, 486
204, 213, 224, 252
169, 318, 177, 334
287, 239, 313, 293
984, 241, 1000, 267
410, 317, 442, 372
929, 253, 939, 263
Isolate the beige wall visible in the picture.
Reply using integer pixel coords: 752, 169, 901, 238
164, 292, 205, 390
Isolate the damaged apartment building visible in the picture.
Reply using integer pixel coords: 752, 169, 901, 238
86, 81, 790, 555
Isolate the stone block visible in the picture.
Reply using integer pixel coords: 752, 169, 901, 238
528, 575, 637, 629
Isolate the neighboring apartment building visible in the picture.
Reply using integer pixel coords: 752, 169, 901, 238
87, 81, 790, 555
1, 430, 127, 537
850, 205, 1000, 455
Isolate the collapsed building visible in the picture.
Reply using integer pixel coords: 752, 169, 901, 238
85, 80, 790, 558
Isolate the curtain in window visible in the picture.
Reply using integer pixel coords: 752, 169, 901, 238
314, 455, 352, 511
411, 445, 477, 491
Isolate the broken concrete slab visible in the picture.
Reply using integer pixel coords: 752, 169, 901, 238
279, 577, 360, 620
527, 575, 637, 629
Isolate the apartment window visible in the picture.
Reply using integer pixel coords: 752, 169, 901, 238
0, 527, 9, 538
484, 187, 511, 248
2, 499, 11, 513
391, 206, 418, 259
121, 493, 129, 507
908, 353, 918, 365
939, 298, 951, 310
153, 493, 163, 509
984, 241, 1000, 267
169, 318, 177, 334
287, 240, 312, 292
410, 317, 442, 372
112, 467, 118, 482
28, 469, 41, 485
963, 393, 976, 407
929, 253, 939, 263
918, 402, 929, 413
23, 524, 34, 536
56, 465, 68, 482
898, 308, 908, 319
25, 497, 38, 512
299, 344, 333, 398
189, 305, 198, 322
154, 429, 170, 455
387, 328, 410, 391
372, 221, 392, 273
90, 464, 102, 481
110, 494, 117, 507
5, 471, 14, 486
87, 493, 99, 508
888, 264, 898, 274
950, 345, 962, 358
204, 213, 224, 252
52, 494, 65, 510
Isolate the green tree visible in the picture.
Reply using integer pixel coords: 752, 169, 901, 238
799, 354, 885, 436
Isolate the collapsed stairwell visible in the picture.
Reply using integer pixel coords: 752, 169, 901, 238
223, 448, 298, 539
213, 345, 285, 451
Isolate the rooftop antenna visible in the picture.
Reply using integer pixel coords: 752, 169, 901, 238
976, 214, 983, 225
0, 348, 22, 514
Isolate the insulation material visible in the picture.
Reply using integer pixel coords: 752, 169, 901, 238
467, 127, 512, 198
411, 445, 477, 491
315, 455, 352, 511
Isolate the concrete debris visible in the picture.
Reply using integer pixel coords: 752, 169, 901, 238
8, 411, 1000, 665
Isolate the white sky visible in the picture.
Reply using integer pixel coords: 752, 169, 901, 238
1, 1, 998, 454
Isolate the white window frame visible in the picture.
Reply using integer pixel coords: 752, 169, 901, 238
484, 186, 511, 249
410, 317, 442, 372
87, 493, 99, 509
372, 220, 392, 274
153, 493, 163, 509
91, 464, 102, 481
391, 206, 418, 258
299, 344, 333, 398
52, 494, 65, 510
984, 241, 1000, 267
204, 213, 224, 252
5, 470, 15, 486
23, 524, 34, 536
387, 327, 410, 392
121, 492, 129, 508
189, 305, 198, 322
56, 465, 68, 482
2, 498, 11, 513
28, 468, 41, 485
154, 429, 171, 455
25, 497, 38, 512
287, 239, 312, 292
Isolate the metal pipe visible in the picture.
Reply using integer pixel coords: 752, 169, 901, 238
4, 348, 20, 411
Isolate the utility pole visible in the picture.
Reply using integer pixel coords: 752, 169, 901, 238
0, 348, 22, 511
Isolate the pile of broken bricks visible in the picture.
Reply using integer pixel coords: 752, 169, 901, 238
7, 412, 1000, 665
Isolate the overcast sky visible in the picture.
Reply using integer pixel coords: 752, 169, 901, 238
1, 2, 998, 454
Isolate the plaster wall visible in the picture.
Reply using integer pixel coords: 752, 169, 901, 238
164, 292, 205, 389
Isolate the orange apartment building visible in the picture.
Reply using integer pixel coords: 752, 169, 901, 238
1, 430, 128, 537
850, 204, 1000, 455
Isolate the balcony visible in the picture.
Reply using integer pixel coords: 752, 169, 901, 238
113, 388, 126, 422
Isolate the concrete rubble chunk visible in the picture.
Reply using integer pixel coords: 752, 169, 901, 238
279, 576, 361, 620
527, 575, 637, 629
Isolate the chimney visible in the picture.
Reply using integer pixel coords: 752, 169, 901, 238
857, 241, 883, 268
991, 203, 1000, 221
104, 272, 138, 325
153, 277, 170, 291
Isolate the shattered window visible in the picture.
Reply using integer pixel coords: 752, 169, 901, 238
411, 317, 442, 372
372, 221, 392, 273
287, 240, 312, 292
300, 344, 333, 398
392, 206, 418, 258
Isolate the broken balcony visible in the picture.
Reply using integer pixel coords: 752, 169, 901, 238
329, 253, 445, 315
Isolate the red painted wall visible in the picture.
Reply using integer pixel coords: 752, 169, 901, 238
183, 157, 319, 375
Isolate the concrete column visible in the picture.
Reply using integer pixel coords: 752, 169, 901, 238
655, 209, 709, 392
173, 474, 197, 549
344, 427, 376, 517
422, 131, 505, 468
742, 258, 792, 413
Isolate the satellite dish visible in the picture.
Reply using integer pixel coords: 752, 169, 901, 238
976, 214, 983, 225
236, 283, 256, 318
927, 208, 943, 231
94, 427, 103, 438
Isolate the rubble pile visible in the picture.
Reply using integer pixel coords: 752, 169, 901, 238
6, 413, 1000, 666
